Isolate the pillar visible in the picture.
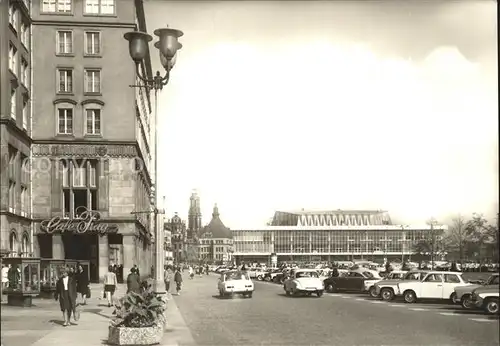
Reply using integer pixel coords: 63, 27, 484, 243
52, 235, 64, 259
98, 235, 109, 281
122, 235, 136, 279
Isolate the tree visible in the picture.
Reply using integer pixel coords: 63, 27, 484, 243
412, 218, 446, 268
443, 215, 468, 264
466, 213, 499, 262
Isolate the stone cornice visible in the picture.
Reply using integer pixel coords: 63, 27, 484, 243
31, 20, 136, 29
31, 142, 137, 158
0, 118, 33, 144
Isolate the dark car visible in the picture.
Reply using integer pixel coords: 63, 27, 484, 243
263, 269, 282, 282
324, 271, 378, 293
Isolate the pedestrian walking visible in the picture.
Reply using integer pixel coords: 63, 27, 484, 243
75, 264, 89, 306
54, 267, 77, 327
174, 267, 183, 295
164, 266, 173, 293
205, 264, 209, 275
126, 268, 141, 294
188, 266, 194, 279
103, 265, 118, 307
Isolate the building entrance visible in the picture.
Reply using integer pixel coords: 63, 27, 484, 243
62, 234, 99, 282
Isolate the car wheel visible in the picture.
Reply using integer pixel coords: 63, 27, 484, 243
257, 275, 263, 281
404, 290, 417, 303
264, 277, 271, 282
449, 292, 457, 304
485, 298, 499, 315
462, 295, 473, 309
248, 292, 253, 298
326, 284, 335, 293
380, 288, 394, 301
306, 292, 312, 297
316, 290, 323, 297
369, 286, 378, 298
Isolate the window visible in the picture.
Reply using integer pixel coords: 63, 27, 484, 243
9, 181, 16, 211
21, 59, 28, 86
20, 154, 29, 185
57, 69, 73, 93
444, 274, 460, 283
9, 44, 17, 74
85, 109, 101, 135
10, 88, 17, 119
424, 274, 443, 282
21, 23, 29, 46
9, 232, 18, 255
20, 187, 27, 213
57, 31, 73, 55
9, 4, 18, 31
21, 233, 29, 255
85, 32, 101, 55
84, 69, 101, 93
84, 0, 115, 15
62, 159, 99, 217
58, 108, 73, 134
22, 99, 28, 130
42, 0, 72, 13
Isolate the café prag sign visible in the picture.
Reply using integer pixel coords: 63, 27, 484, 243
40, 207, 119, 235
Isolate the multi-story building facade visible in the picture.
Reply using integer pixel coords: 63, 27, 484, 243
0, 0, 33, 258
198, 204, 234, 264
232, 210, 447, 264
29, 0, 154, 282
164, 212, 186, 264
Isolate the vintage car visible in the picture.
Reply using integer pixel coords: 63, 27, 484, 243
283, 269, 324, 297
247, 268, 267, 281
454, 273, 499, 309
374, 270, 428, 300
384, 272, 469, 303
217, 270, 254, 298
469, 286, 499, 315
263, 269, 282, 282
365, 270, 408, 297
323, 270, 381, 293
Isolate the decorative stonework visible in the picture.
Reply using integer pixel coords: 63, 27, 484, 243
107, 325, 163, 345
32, 144, 138, 158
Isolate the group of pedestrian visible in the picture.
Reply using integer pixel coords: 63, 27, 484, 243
54, 263, 89, 327
164, 265, 183, 295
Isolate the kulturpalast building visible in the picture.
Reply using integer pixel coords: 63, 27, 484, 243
231, 209, 447, 264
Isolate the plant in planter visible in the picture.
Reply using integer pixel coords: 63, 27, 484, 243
108, 283, 167, 346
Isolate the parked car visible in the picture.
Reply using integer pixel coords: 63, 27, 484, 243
263, 269, 282, 282
374, 270, 429, 301
387, 272, 469, 303
469, 286, 499, 315
247, 268, 267, 281
365, 270, 408, 298
323, 270, 381, 293
283, 269, 324, 297
273, 269, 291, 284
217, 270, 254, 298
454, 273, 499, 309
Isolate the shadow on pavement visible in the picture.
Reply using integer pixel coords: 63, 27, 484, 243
49, 319, 65, 326
437, 306, 500, 319
211, 295, 252, 300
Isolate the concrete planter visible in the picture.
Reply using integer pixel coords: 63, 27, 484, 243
107, 325, 163, 345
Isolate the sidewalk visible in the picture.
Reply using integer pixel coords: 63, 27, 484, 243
1, 284, 195, 346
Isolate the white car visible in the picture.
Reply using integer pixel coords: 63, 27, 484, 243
283, 269, 324, 297
393, 272, 469, 303
247, 268, 267, 281
217, 270, 254, 298
365, 271, 408, 297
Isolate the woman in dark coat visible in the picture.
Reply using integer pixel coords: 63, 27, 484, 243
126, 268, 141, 294
75, 264, 89, 305
54, 268, 77, 326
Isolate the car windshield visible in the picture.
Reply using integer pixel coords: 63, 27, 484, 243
487, 276, 499, 285
225, 272, 250, 281
296, 271, 319, 278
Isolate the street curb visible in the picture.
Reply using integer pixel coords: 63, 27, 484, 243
163, 295, 197, 346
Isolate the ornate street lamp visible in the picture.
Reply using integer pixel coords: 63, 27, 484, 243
124, 27, 183, 284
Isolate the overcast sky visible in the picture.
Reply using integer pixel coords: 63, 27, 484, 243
144, 0, 498, 228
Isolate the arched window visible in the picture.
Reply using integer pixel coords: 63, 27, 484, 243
9, 231, 18, 256
21, 232, 30, 256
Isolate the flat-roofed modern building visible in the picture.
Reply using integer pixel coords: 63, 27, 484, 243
232, 210, 447, 264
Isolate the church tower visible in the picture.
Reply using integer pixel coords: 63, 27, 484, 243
188, 190, 202, 237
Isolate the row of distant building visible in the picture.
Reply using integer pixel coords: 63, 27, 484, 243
163, 191, 448, 265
